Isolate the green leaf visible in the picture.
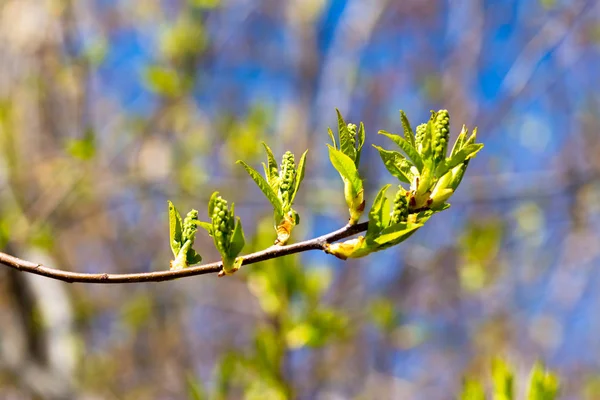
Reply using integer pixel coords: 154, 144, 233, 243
366, 184, 391, 241
450, 125, 468, 158
144, 65, 186, 97
373, 145, 412, 184
527, 363, 559, 400
437, 143, 483, 177
290, 150, 308, 205
186, 249, 203, 265
336, 109, 356, 161
228, 217, 245, 258
327, 127, 337, 149
373, 222, 422, 246
400, 110, 416, 148
195, 220, 213, 235
208, 192, 218, 218
379, 130, 424, 172
168, 201, 184, 258
262, 142, 279, 186
237, 160, 283, 213
185, 372, 207, 400
421, 117, 434, 160
327, 146, 362, 194
492, 358, 514, 400
460, 378, 486, 400
66, 128, 96, 160
463, 127, 478, 147
355, 121, 366, 167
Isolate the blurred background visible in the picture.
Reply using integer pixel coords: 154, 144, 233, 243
0, 0, 599, 398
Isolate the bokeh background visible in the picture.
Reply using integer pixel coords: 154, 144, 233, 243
0, 0, 599, 398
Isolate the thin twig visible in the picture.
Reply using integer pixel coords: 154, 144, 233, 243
0, 222, 368, 284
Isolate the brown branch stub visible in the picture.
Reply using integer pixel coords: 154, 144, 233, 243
0, 222, 368, 284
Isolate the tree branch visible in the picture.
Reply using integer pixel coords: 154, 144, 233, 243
0, 222, 368, 284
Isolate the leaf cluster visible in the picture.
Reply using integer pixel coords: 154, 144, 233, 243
238, 143, 307, 245
460, 358, 559, 400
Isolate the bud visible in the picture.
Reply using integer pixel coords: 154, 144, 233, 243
211, 196, 232, 253
182, 209, 199, 242
415, 123, 427, 151
433, 110, 449, 164
390, 186, 409, 225
347, 123, 357, 147
279, 151, 296, 208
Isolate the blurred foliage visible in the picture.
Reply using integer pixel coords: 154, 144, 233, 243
0, 0, 599, 399
460, 359, 559, 400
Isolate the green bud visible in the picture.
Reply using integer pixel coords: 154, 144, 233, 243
390, 186, 409, 225
347, 123, 357, 147
182, 209, 199, 242
415, 123, 426, 151
279, 151, 296, 208
433, 110, 450, 164
211, 196, 232, 252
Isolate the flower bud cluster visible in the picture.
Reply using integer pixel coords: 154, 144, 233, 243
182, 210, 199, 242
390, 186, 409, 225
347, 123, 357, 147
212, 196, 233, 251
415, 123, 426, 149
279, 151, 296, 207
433, 110, 450, 164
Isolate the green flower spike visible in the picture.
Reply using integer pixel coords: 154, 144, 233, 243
325, 185, 424, 259
198, 192, 245, 276
168, 201, 203, 271
237, 145, 307, 245
432, 109, 449, 166
378, 109, 483, 214
415, 123, 426, 152
327, 109, 366, 225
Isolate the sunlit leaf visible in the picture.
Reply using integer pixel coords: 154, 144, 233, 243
290, 150, 308, 205
228, 217, 245, 258
336, 109, 356, 161
400, 110, 416, 148
373, 145, 412, 184
168, 200, 183, 257
373, 222, 422, 246
379, 130, 424, 172
366, 184, 391, 241
262, 142, 279, 187
237, 160, 283, 213
355, 121, 366, 166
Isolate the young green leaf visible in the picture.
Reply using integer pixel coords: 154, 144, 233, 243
336, 109, 356, 161
366, 184, 391, 242
208, 191, 218, 218
355, 121, 366, 166
290, 149, 308, 205
373, 222, 422, 246
168, 200, 183, 258
378, 130, 424, 172
195, 220, 213, 234
237, 160, 283, 215
460, 378, 486, 400
327, 145, 364, 224
450, 125, 468, 158
492, 358, 514, 400
327, 127, 337, 149
400, 110, 416, 148
437, 143, 483, 177
527, 363, 559, 400
421, 118, 434, 160
262, 142, 279, 187
228, 217, 245, 259
373, 145, 412, 184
